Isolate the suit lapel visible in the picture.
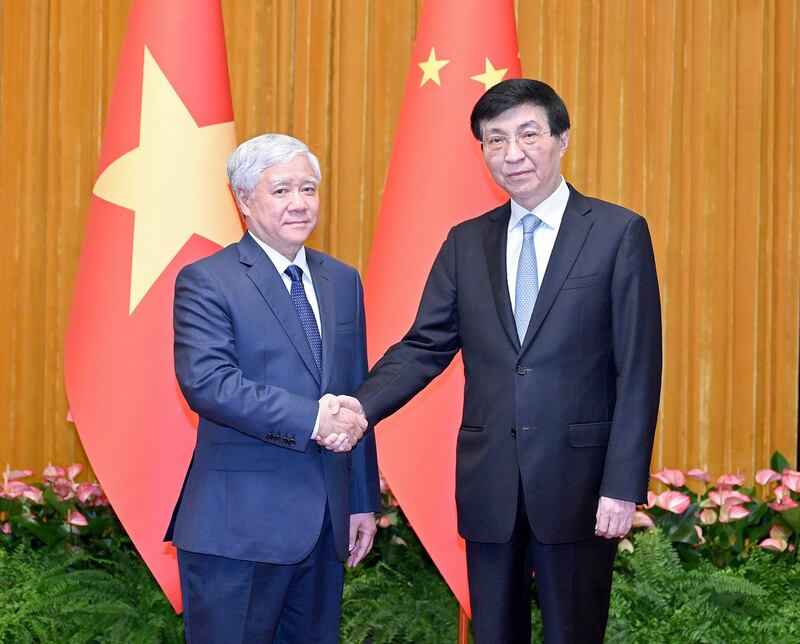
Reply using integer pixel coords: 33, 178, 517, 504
238, 234, 322, 386
520, 186, 593, 353
306, 250, 336, 393
483, 203, 520, 350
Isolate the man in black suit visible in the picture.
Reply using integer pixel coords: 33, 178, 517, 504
353, 79, 662, 642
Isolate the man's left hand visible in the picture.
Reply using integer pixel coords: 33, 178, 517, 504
347, 513, 376, 567
595, 496, 635, 539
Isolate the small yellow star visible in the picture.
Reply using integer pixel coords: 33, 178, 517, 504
418, 47, 450, 87
470, 58, 509, 91
93, 47, 242, 314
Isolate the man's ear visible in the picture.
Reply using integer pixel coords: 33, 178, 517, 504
236, 189, 250, 217
558, 130, 570, 156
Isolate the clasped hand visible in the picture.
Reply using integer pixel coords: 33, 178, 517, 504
316, 394, 367, 453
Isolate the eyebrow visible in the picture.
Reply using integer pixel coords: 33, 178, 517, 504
267, 176, 320, 187
484, 120, 543, 134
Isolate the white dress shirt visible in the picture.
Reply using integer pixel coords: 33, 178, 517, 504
248, 231, 322, 336
506, 177, 570, 312
248, 231, 323, 438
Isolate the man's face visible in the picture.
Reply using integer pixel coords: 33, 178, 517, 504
238, 155, 320, 260
480, 103, 569, 211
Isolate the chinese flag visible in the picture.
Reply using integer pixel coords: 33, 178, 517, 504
64, 0, 242, 610
364, 0, 521, 614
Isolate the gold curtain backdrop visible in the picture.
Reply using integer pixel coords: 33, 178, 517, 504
0, 0, 797, 481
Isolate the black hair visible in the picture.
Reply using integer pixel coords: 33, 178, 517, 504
470, 78, 571, 141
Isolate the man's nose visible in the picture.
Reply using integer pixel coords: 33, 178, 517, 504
503, 138, 525, 162
287, 190, 307, 209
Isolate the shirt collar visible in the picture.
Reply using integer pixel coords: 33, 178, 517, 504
248, 231, 309, 277
508, 177, 570, 231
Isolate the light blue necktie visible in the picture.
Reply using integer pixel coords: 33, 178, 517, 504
285, 264, 322, 374
514, 213, 543, 343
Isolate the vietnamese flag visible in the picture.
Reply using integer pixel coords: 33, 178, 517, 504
364, 0, 521, 614
64, 0, 242, 610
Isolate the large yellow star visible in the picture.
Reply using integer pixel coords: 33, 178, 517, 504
93, 47, 242, 314
418, 47, 450, 87
470, 58, 508, 91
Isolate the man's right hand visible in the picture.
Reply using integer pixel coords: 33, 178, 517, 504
316, 393, 367, 452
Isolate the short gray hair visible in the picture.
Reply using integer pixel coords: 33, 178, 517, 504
227, 134, 322, 207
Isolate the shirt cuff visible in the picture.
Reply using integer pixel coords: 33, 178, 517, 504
311, 404, 321, 439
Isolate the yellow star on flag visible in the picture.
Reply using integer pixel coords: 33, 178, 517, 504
470, 57, 508, 91
418, 47, 450, 87
93, 46, 242, 314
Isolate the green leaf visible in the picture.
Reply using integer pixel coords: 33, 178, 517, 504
781, 506, 800, 533
770, 450, 791, 472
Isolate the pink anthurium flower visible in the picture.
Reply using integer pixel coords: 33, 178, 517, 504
3, 467, 34, 483
694, 525, 706, 545
716, 473, 745, 488
719, 504, 750, 523
708, 489, 751, 508
781, 469, 800, 493
66, 463, 83, 481
21, 487, 43, 504
768, 486, 800, 512
42, 463, 65, 481
770, 525, 791, 541
699, 497, 717, 509
632, 511, 655, 529
65, 510, 88, 527
656, 490, 691, 514
76, 483, 97, 504
1, 522, 11, 535
759, 537, 788, 553
699, 509, 717, 525
646, 491, 658, 509
618, 538, 634, 553
377, 515, 391, 528
652, 469, 685, 487
686, 468, 711, 483
379, 477, 389, 495
755, 469, 781, 486
1, 481, 27, 498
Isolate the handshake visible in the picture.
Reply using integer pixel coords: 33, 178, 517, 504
315, 394, 368, 453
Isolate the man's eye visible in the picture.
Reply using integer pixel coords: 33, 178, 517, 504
487, 136, 506, 146
520, 131, 539, 143
273, 188, 287, 195
302, 186, 317, 194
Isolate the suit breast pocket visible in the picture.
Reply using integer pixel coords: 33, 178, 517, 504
561, 273, 602, 290
335, 319, 355, 335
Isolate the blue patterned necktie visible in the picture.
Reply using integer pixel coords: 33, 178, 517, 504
514, 213, 543, 343
284, 264, 322, 374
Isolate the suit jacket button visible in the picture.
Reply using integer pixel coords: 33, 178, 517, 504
289, 438, 296, 446
316, 444, 322, 453
266, 432, 274, 439
516, 364, 527, 375
511, 428, 517, 437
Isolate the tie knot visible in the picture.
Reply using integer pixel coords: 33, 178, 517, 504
522, 213, 542, 235
285, 264, 303, 283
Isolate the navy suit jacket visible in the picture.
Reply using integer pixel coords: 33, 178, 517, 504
356, 185, 662, 544
165, 232, 381, 563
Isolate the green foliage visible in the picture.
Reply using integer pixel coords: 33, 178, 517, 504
606, 530, 800, 644
3, 461, 798, 643
0, 543, 183, 643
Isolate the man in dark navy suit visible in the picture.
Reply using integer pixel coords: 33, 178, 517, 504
165, 134, 381, 643
354, 79, 662, 643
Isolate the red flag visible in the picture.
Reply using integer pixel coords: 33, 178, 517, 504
364, 0, 521, 614
64, 0, 242, 610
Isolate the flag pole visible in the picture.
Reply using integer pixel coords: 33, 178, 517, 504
458, 607, 470, 644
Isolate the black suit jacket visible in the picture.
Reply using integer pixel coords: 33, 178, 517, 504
356, 185, 662, 544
